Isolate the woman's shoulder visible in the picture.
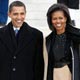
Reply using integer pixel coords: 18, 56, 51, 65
46, 31, 56, 42
66, 24, 80, 35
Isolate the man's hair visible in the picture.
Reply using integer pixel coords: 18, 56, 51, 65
9, 1, 26, 12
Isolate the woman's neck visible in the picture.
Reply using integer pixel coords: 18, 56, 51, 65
56, 28, 65, 35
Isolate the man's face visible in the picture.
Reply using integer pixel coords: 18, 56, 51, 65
8, 6, 26, 28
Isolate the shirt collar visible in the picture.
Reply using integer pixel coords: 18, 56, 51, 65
13, 26, 20, 31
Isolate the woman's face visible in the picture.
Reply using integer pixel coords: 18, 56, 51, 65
51, 10, 67, 34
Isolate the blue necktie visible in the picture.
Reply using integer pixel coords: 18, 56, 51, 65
14, 29, 19, 43
15, 29, 18, 36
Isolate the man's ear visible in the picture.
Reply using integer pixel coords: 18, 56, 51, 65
8, 12, 11, 18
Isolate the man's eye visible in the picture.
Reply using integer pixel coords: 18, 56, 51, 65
21, 13, 25, 15
13, 13, 18, 15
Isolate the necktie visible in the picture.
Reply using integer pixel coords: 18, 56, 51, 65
14, 29, 19, 43
15, 29, 18, 36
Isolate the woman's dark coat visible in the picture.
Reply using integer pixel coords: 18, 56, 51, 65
46, 3, 80, 80
0, 22, 44, 80
46, 25, 80, 80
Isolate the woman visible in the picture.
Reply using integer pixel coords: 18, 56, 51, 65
46, 3, 80, 80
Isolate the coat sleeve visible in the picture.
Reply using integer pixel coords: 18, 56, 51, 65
45, 34, 54, 80
34, 32, 44, 80
47, 54, 53, 80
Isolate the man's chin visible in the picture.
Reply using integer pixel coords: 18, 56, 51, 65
16, 24, 23, 28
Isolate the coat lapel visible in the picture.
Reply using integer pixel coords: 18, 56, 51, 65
0, 23, 17, 54
46, 37, 51, 53
15, 23, 34, 54
46, 32, 55, 53
0, 22, 35, 55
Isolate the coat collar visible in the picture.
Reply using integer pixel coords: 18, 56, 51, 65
46, 30, 71, 54
0, 22, 35, 55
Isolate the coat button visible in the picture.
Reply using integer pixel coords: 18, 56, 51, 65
12, 68, 16, 71
13, 56, 16, 59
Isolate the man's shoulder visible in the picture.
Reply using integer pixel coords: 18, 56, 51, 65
30, 26, 42, 34
24, 22, 43, 35
0, 26, 7, 37
30, 26, 43, 37
0, 25, 7, 32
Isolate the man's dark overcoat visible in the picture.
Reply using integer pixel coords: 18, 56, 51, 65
0, 22, 44, 80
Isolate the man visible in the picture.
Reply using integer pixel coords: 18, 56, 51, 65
0, 1, 44, 80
